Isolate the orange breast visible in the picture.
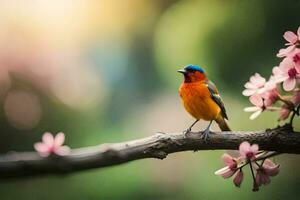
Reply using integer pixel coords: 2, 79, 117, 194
179, 82, 221, 121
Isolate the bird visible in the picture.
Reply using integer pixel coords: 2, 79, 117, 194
178, 64, 231, 141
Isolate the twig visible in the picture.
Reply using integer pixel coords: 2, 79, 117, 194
290, 105, 300, 125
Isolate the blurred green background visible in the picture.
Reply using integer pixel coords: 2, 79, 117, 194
0, 0, 300, 199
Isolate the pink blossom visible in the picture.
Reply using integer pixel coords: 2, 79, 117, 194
252, 75, 280, 107
277, 45, 296, 58
263, 89, 279, 107
243, 73, 266, 96
262, 159, 280, 176
214, 153, 238, 178
279, 48, 300, 69
292, 89, 300, 106
279, 104, 291, 120
277, 26, 300, 57
244, 95, 265, 120
255, 169, 270, 186
291, 49, 300, 68
255, 159, 280, 187
244, 94, 279, 120
243, 75, 280, 120
272, 58, 300, 91
233, 170, 244, 187
279, 90, 300, 120
263, 75, 278, 91
34, 132, 70, 157
243, 74, 280, 112
262, 77, 280, 107
283, 26, 300, 46
239, 141, 258, 161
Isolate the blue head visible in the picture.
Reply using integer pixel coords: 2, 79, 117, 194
184, 65, 205, 73
177, 64, 206, 82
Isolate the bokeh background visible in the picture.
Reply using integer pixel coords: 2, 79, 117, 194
0, 0, 300, 199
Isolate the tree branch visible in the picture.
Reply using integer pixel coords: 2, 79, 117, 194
0, 124, 299, 179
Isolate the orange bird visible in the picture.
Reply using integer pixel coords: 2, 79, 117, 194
178, 65, 231, 140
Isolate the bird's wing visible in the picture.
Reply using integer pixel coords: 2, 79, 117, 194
206, 80, 228, 120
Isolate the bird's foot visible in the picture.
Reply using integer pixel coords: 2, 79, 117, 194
201, 129, 210, 143
183, 128, 192, 138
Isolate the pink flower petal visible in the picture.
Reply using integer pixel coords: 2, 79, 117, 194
272, 66, 282, 76
264, 77, 277, 91
249, 144, 259, 154
277, 45, 296, 57
242, 89, 256, 96
295, 61, 300, 74
263, 159, 280, 176
279, 105, 291, 120
249, 95, 263, 107
298, 26, 300, 40
250, 110, 262, 120
292, 90, 300, 105
272, 66, 289, 84
54, 132, 65, 148
250, 73, 265, 87
239, 142, 250, 158
263, 89, 279, 107
34, 142, 49, 153
54, 146, 70, 156
271, 73, 288, 84
249, 74, 258, 83
221, 153, 235, 167
244, 82, 257, 89
283, 78, 296, 91
239, 142, 258, 160
261, 173, 271, 185
283, 31, 298, 44
42, 132, 54, 147
279, 58, 294, 72
233, 170, 244, 187
244, 106, 260, 112
277, 49, 285, 58
262, 84, 274, 93
215, 166, 236, 178
255, 169, 270, 186
34, 142, 50, 157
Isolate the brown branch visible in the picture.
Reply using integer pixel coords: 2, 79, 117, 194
0, 124, 299, 179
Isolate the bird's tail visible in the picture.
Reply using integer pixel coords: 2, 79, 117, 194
215, 114, 231, 131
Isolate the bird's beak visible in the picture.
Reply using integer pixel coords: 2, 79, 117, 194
177, 69, 187, 74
